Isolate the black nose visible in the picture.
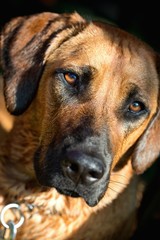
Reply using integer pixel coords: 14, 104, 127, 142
62, 151, 105, 185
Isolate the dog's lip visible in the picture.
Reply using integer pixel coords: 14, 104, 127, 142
56, 188, 103, 207
56, 188, 80, 198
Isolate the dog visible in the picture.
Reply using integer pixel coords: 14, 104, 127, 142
0, 11, 159, 240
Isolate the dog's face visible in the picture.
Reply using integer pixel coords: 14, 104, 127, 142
1, 12, 160, 207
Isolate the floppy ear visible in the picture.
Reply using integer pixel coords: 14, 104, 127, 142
132, 54, 160, 174
0, 12, 85, 115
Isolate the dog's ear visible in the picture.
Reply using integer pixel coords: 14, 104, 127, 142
1, 12, 85, 115
132, 54, 160, 174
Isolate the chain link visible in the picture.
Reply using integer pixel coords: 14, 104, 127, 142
0, 203, 25, 240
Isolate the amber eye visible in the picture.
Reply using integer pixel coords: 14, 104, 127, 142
128, 101, 144, 113
63, 72, 78, 85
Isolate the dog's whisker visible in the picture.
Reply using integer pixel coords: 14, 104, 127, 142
110, 172, 128, 180
107, 186, 120, 194
109, 180, 127, 186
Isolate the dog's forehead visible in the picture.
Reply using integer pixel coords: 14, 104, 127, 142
76, 23, 155, 73
46, 21, 157, 92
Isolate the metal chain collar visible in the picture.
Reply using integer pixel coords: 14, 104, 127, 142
0, 200, 59, 239
0, 203, 25, 240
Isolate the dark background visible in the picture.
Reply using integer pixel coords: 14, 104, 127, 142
1, 0, 160, 53
1, 1, 160, 239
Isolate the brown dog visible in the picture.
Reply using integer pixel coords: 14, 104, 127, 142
0, 12, 160, 240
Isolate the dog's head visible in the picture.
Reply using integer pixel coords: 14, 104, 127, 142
1, 12, 160, 206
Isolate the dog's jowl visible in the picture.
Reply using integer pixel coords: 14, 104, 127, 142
0, 12, 160, 240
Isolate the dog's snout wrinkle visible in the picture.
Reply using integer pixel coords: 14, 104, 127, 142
62, 151, 105, 186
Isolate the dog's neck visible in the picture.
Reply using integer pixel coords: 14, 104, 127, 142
0, 108, 43, 199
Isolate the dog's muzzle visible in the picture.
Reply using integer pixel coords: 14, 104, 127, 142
34, 137, 111, 207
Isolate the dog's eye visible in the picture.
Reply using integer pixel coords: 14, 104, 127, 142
63, 72, 78, 86
128, 101, 145, 114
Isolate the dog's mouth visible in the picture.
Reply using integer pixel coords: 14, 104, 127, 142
56, 187, 106, 207
56, 188, 80, 198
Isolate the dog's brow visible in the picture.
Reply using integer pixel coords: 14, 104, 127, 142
78, 65, 96, 76
79, 65, 96, 84
123, 84, 147, 101
58, 64, 96, 76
